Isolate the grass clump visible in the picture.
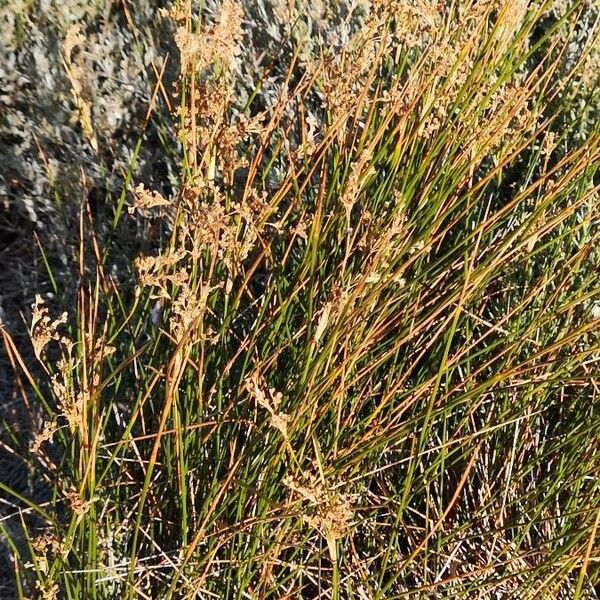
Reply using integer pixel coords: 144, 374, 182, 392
1, 0, 599, 598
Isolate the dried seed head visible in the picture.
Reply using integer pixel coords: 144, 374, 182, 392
51, 363, 80, 435
284, 472, 355, 560
30, 529, 63, 580
30, 295, 68, 361
304, 493, 354, 555
169, 281, 214, 343
30, 420, 58, 454
159, 4, 187, 22
128, 184, 171, 214
175, 0, 243, 73
269, 411, 291, 437
135, 250, 187, 297
284, 473, 327, 506
62, 24, 98, 152
246, 373, 290, 437
65, 488, 94, 520
35, 581, 59, 600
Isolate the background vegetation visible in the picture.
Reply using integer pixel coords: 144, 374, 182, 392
0, 0, 599, 598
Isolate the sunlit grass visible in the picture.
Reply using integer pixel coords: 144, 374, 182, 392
1, 0, 599, 598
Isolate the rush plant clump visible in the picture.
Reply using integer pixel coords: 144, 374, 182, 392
1, 0, 599, 598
